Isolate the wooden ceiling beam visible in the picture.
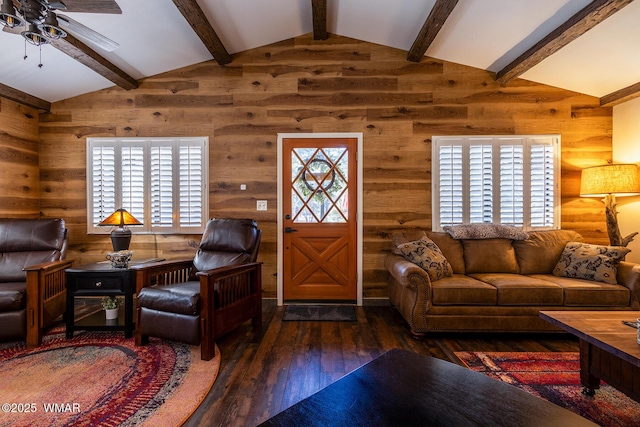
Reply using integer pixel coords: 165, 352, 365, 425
171, 0, 232, 65
51, 34, 138, 90
0, 83, 51, 112
496, 0, 633, 84
312, 0, 328, 40
600, 81, 640, 107
407, 0, 459, 62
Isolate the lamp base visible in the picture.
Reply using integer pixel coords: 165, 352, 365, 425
110, 228, 132, 252
603, 194, 637, 247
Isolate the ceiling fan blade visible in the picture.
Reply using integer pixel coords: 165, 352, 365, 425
53, 0, 121, 14
57, 14, 119, 51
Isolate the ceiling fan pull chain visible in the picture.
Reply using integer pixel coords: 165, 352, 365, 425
23, 38, 27, 61
38, 45, 43, 68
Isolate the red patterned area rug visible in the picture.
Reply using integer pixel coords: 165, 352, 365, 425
0, 329, 219, 427
456, 351, 640, 427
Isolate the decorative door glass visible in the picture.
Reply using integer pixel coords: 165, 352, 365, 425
290, 147, 349, 223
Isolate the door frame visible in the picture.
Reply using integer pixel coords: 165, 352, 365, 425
277, 132, 364, 306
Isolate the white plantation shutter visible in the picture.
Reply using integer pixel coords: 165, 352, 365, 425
433, 135, 559, 231
90, 145, 116, 226
151, 145, 174, 228
87, 137, 208, 234
499, 144, 524, 226
179, 145, 204, 227
438, 144, 464, 225
469, 143, 492, 223
121, 145, 145, 223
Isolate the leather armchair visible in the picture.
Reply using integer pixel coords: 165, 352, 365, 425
0, 218, 73, 347
134, 218, 262, 360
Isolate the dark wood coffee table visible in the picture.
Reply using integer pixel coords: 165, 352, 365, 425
259, 348, 595, 426
540, 311, 640, 402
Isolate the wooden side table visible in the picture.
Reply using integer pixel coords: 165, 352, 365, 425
65, 262, 135, 339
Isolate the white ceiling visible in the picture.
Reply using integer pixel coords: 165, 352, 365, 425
1, 0, 638, 103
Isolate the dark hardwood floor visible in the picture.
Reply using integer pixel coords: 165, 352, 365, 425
185, 300, 579, 427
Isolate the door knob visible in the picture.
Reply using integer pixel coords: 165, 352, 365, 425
285, 227, 298, 233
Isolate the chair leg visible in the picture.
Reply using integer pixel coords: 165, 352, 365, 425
200, 315, 216, 361
135, 331, 149, 346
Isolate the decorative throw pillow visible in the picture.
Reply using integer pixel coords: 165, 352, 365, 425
397, 237, 453, 282
552, 242, 631, 284
443, 224, 529, 241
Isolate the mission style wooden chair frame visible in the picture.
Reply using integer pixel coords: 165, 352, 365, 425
25, 259, 75, 347
133, 259, 262, 360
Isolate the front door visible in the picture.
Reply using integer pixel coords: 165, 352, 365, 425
282, 137, 357, 301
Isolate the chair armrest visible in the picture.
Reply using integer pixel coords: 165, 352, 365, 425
197, 262, 263, 308
24, 259, 75, 348
131, 258, 194, 293
617, 261, 640, 310
197, 262, 263, 360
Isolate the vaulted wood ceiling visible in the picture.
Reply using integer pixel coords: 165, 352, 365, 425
0, 0, 637, 112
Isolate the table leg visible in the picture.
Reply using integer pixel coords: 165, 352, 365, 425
579, 339, 600, 397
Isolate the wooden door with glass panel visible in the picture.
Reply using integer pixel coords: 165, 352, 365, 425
282, 137, 357, 301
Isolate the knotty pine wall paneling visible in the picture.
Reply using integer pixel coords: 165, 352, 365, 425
0, 98, 41, 217
37, 34, 613, 299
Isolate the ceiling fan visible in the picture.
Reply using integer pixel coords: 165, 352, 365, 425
0, 0, 121, 51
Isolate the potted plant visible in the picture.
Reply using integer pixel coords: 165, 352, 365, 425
101, 296, 120, 320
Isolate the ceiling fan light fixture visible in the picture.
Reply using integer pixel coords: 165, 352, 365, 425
0, 0, 23, 28
40, 11, 66, 39
22, 23, 50, 46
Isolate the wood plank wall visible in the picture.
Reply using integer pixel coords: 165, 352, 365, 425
31, 34, 612, 299
0, 98, 40, 217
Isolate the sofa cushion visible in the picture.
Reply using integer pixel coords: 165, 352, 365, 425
531, 274, 631, 307
444, 224, 528, 240
391, 230, 427, 256
431, 274, 497, 305
552, 242, 630, 284
425, 231, 465, 274
397, 237, 452, 282
462, 239, 519, 274
513, 230, 583, 275
0, 282, 26, 311
469, 273, 564, 305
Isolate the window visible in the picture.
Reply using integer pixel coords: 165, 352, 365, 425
432, 135, 559, 231
87, 137, 209, 234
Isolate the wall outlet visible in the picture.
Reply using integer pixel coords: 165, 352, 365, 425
257, 200, 267, 211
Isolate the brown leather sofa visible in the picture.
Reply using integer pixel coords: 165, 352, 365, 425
134, 218, 262, 360
0, 218, 73, 347
386, 229, 640, 337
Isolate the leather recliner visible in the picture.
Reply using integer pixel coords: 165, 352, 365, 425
0, 218, 73, 347
134, 218, 262, 360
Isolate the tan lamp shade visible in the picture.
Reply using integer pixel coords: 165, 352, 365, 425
98, 208, 143, 227
98, 208, 142, 252
580, 164, 640, 197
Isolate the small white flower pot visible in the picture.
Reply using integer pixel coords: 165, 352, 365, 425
105, 308, 119, 320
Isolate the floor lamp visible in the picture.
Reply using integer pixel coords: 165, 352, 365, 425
580, 164, 640, 247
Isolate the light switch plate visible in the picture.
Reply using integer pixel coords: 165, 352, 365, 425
257, 200, 267, 211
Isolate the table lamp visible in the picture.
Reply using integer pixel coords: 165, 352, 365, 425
98, 208, 143, 251
580, 164, 639, 247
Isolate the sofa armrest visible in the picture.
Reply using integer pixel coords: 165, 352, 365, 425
617, 261, 640, 310
385, 254, 434, 337
24, 259, 75, 348
384, 254, 432, 290
131, 258, 194, 294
